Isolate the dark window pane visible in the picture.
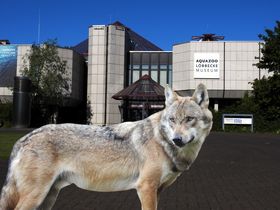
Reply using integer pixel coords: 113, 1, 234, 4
169, 53, 172, 63
151, 54, 158, 65
132, 53, 141, 65
160, 53, 168, 64
129, 69, 132, 84
142, 53, 149, 64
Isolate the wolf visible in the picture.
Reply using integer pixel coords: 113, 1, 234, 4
0, 83, 212, 210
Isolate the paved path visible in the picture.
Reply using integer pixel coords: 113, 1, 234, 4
1, 132, 279, 210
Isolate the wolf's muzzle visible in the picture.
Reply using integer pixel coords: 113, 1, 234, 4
188, 135, 195, 143
173, 135, 195, 147
173, 137, 185, 147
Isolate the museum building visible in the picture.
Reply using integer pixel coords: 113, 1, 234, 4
0, 21, 269, 125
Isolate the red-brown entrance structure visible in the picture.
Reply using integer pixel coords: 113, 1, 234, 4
112, 75, 165, 121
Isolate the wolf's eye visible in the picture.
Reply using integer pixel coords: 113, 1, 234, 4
169, 117, 176, 123
185, 116, 195, 122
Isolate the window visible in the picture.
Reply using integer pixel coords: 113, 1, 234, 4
168, 70, 172, 86
142, 64, 149, 69
133, 70, 140, 82
151, 71, 158, 82
141, 70, 149, 77
133, 65, 140, 69
160, 53, 168, 65
128, 52, 173, 86
132, 53, 140, 63
151, 64, 158, 70
160, 64, 167, 70
160, 71, 167, 86
151, 54, 158, 70
142, 53, 149, 65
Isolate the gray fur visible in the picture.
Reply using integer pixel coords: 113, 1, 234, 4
0, 83, 213, 210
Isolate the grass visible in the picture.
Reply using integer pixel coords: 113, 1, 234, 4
0, 131, 28, 160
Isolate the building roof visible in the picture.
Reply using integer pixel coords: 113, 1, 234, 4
112, 74, 165, 101
112, 21, 162, 51
72, 39, 88, 56
72, 21, 162, 56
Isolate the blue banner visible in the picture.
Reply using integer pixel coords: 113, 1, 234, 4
0, 45, 17, 87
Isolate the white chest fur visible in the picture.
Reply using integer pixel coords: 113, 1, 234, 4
160, 162, 180, 189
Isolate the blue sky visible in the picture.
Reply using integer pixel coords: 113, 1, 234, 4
1, 0, 279, 50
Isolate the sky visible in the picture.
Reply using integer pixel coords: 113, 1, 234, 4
1, 0, 279, 50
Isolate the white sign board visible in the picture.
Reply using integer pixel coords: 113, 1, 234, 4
194, 53, 220, 78
224, 117, 253, 125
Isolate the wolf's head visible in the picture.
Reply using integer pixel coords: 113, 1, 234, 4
160, 84, 213, 148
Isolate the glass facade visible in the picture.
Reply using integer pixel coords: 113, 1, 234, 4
129, 52, 172, 87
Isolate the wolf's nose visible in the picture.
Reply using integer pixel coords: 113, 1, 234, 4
173, 136, 184, 147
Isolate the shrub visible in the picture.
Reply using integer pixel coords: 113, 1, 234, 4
0, 102, 13, 128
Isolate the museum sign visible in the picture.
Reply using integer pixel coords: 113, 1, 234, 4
194, 53, 220, 78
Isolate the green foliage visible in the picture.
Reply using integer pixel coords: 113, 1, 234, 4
251, 74, 280, 121
257, 20, 280, 73
212, 75, 280, 133
0, 102, 12, 128
21, 39, 70, 105
211, 109, 223, 131
21, 39, 70, 126
0, 131, 28, 160
212, 20, 280, 133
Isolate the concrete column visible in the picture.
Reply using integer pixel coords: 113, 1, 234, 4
87, 25, 107, 125
87, 24, 125, 125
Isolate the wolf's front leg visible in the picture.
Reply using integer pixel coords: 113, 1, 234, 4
136, 182, 158, 210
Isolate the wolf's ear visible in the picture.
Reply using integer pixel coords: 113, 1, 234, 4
192, 83, 209, 109
165, 85, 178, 107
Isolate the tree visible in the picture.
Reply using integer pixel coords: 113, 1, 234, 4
21, 39, 70, 125
255, 20, 280, 122
214, 21, 280, 133
257, 20, 280, 74
250, 74, 280, 121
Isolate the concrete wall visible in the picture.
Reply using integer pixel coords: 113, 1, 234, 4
173, 41, 269, 98
57, 48, 85, 103
71, 50, 86, 103
0, 87, 12, 100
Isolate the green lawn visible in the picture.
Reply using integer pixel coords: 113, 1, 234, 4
0, 132, 28, 160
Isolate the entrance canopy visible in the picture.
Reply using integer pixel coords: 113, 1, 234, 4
112, 74, 165, 101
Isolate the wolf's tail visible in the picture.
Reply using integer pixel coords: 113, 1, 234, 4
0, 166, 19, 210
